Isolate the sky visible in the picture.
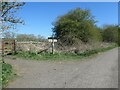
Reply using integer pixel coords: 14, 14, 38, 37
16, 2, 118, 38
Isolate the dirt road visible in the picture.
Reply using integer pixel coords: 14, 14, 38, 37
5, 48, 118, 88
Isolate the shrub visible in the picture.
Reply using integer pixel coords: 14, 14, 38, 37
53, 8, 102, 45
102, 25, 118, 43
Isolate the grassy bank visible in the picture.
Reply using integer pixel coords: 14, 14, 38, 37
0, 62, 2, 89
0, 62, 15, 88
13, 44, 118, 61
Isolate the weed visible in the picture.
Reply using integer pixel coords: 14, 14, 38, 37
1, 62, 15, 88
13, 44, 117, 61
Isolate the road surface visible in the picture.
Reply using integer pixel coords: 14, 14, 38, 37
5, 48, 118, 88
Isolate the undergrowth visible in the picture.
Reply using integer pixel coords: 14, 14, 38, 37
13, 44, 118, 61
0, 62, 15, 88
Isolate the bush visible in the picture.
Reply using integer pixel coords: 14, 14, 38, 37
102, 25, 118, 43
53, 8, 102, 45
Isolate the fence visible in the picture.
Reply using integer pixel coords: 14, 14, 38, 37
16, 41, 51, 53
0, 39, 114, 55
0, 39, 56, 54
1, 38, 16, 55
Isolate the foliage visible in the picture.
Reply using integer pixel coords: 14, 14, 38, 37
0, 2, 25, 31
102, 25, 119, 43
37, 35, 47, 42
0, 62, 1, 89
1, 62, 14, 87
14, 44, 117, 61
0, 2, 25, 39
16, 34, 37, 41
91, 27, 103, 42
0, 2, 24, 87
78, 44, 117, 56
118, 26, 120, 46
3, 30, 16, 39
16, 34, 47, 42
53, 8, 102, 45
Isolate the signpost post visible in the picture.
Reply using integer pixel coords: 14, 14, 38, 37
48, 37, 57, 54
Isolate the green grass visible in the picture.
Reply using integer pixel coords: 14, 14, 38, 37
0, 62, 15, 88
14, 51, 83, 61
77, 45, 117, 56
0, 44, 117, 88
13, 44, 118, 61
0, 62, 2, 89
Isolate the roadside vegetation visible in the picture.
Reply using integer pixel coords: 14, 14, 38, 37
0, 62, 16, 88
0, 62, 2, 89
1, 2, 25, 88
52, 8, 119, 47
13, 43, 117, 61
12, 8, 119, 59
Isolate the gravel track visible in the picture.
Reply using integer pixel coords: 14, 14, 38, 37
5, 48, 118, 88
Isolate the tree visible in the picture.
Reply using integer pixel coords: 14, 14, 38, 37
3, 30, 16, 39
118, 26, 120, 46
16, 34, 37, 41
37, 35, 47, 42
0, 2, 25, 35
53, 8, 102, 46
0, 2, 25, 63
16, 34, 47, 42
102, 25, 118, 43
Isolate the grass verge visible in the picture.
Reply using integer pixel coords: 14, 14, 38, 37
13, 44, 118, 61
0, 62, 2, 89
0, 62, 16, 88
